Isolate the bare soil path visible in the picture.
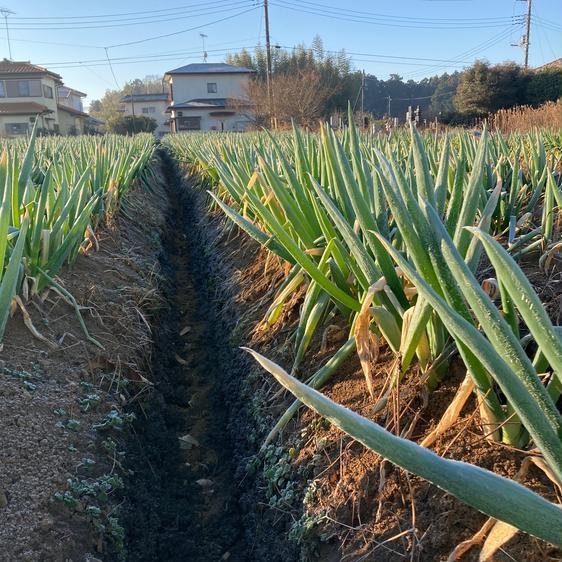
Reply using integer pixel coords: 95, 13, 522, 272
121, 150, 249, 562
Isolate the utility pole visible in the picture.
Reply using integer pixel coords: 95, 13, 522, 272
513, 0, 532, 68
200, 33, 208, 63
130, 85, 137, 135
523, 0, 532, 69
361, 70, 365, 116
263, 0, 273, 127
0, 8, 14, 60
386, 96, 392, 117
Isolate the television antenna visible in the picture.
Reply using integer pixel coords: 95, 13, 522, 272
0, 8, 14, 60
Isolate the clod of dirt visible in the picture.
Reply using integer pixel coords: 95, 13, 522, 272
196, 479, 214, 487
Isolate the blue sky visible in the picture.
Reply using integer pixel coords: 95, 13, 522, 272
5, 0, 562, 108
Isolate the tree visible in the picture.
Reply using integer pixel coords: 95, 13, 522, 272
88, 89, 123, 130
109, 115, 157, 135
123, 75, 165, 95
226, 37, 359, 119
88, 75, 166, 131
429, 72, 461, 116
454, 61, 528, 116
526, 68, 562, 106
239, 69, 340, 129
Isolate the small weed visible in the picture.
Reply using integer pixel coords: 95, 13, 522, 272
56, 419, 81, 431
78, 393, 101, 412
93, 410, 135, 432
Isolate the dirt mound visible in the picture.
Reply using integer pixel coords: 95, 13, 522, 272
0, 165, 166, 562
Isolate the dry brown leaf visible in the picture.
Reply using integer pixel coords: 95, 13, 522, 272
479, 520, 519, 561
354, 281, 385, 399
479, 399, 501, 442
447, 517, 496, 561
527, 455, 562, 494
421, 373, 474, 448
14, 295, 58, 349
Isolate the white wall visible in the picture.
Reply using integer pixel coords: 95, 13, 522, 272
173, 109, 251, 132
0, 75, 59, 126
122, 100, 169, 136
169, 73, 250, 105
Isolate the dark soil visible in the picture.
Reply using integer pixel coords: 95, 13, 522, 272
120, 150, 299, 562
121, 150, 246, 561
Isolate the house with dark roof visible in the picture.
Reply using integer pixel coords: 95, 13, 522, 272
121, 92, 170, 137
163, 63, 254, 133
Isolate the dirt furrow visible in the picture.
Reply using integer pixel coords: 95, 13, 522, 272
121, 151, 247, 562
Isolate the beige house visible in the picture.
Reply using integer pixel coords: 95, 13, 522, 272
0, 59, 62, 136
0, 59, 96, 137
164, 63, 253, 132
57, 86, 90, 135
121, 92, 170, 137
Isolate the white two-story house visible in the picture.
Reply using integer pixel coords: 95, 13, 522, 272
121, 92, 170, 137
164, 63, 254, 133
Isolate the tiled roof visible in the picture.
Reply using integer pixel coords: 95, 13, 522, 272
165, 63, 254, 75
169, 97, 250, 110
57, 104, 90, 118
121, 93, 169, 103
0, 59, 62, 80
0, 102, 52, 115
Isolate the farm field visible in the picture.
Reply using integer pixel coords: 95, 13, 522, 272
1, 122, 562, 562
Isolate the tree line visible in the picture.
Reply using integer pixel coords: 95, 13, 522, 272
227, 36, 562, 127
88, 37, 562, 132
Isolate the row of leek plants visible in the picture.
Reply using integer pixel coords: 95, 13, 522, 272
0, 127, 155, 343
164, 122, 562, 545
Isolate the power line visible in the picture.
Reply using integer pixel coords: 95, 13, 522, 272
9, 0, 254, 20
403, 25, 521, 79
104, 47, 120, 89
276, 45, 476, 64
281, 0, 519, 24
107, 6, 258, 49
41, 45, 256, 68
4, 2, 257, 30
271, 0, 523, 29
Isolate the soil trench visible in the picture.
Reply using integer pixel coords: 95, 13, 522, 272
122, 151, 248, 562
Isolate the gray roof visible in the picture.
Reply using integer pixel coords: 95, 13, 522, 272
169, 97, 250, 110
165, 63, 254, 76
121, 93, 169, 103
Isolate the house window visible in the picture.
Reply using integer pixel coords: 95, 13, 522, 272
6, 123, 29, 135
5, 80, 42, 97
207, 82, 217, 93
0, 81, 5, 98
177, 116, 201, 131
42, 84, 53, 99
141, 106, 156, 114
